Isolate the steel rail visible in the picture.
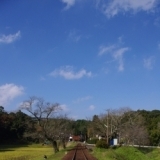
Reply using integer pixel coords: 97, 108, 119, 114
81, 146, 88, 160
71, 144, 88, 160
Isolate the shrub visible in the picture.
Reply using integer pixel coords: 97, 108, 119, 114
96, 139, 109, 148
86, 138, 99, 144
111, 145, 117, 149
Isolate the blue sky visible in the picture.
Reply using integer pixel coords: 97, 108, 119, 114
0, 0, 160, 119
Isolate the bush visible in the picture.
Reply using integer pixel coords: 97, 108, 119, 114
111, 145, 117, 149
86, 138, 99, 144
96, 139, 109, 148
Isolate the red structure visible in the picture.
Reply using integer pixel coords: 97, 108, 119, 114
69, 135, 81, 141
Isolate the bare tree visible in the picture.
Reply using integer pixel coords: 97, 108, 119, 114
20, 96, 69, 153
91, 107, 149, 146
108, 107, 149, 145
120, 112, 149, 146
91, 114, 108, 137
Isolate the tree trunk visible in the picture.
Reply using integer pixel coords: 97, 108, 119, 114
52, 140, 59, 153
62, 138, 66, 149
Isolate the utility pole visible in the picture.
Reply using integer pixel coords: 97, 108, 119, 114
107, 109, 109, 145
111, 118, 112, 134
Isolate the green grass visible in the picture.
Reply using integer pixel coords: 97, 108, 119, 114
1, 143, 160, 160
0, 142, 76, 160
91, 146, 160, 160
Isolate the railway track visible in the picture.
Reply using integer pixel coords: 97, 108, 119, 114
62, 143, 97, 160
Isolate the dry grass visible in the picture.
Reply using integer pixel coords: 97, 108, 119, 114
0, 144, 53, 160
0, 142, 76, 160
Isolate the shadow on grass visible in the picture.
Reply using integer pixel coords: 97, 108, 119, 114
0, 149, 15, 152
135, 147, 155, 154
0, 144, 29, 150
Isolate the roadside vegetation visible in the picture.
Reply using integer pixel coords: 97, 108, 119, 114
92, 146, 160, 160
1, 143, 160, 160
0, 96, 160, 159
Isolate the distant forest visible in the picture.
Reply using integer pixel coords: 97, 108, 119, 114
0, 105, 160, 146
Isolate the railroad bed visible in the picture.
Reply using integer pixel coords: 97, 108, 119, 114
62, 143, 98, 160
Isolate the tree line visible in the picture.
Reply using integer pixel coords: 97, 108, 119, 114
89, 107, 160, 146
0, 98, 160, 153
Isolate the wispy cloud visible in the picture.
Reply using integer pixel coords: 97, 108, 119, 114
0, 84, 24, 106
49, 66, 92, 80
113, 47, 129, 71
98, 39, 129, 71
0, 31, 21, 44
88, 105, 95, 111
99, 45, 116, 56
68, 30, 90, 42
70, 115, 78, 120
60, 104, 69, 111
154, 17, 160, 27
61, 0, 76, 10
40, 76, 46, 81
158, 42, 160, 49
97, 0, 158, 18
73, 96, 92, 103
143, 56, 155, 70
68, 30, 82, 42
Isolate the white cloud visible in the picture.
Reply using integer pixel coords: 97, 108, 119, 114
113, 47, 129, 71
73, 96, 92, 103
98, 45, 116, 56
68, 30, 90, 42
61, 0, 76, 10
143, 56, 155, 70
88, 105, 95, 111
70, 115, 78, 120
49, 66, 92, 80
68, 30, 82, 42
0, 84, 24, 106
60, 104, 69, 111
98, 0, 158, 18
99, 42, 129, 71
0, 31, 21, 44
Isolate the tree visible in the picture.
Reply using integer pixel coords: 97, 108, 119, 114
21, 96, 68, 153
10, 110, 31, 140
91, 112, 108, 138
108, 108, 149, 146
91, 107, 149, 146
71, 119, 89, 141
138, 110, 160, 145
0, 106, 4, 113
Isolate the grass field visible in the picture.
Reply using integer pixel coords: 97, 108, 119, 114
1, 143, 160, 160
0, 142, 75, 160
92, 146, 160, 160
0, 144, 52, 160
